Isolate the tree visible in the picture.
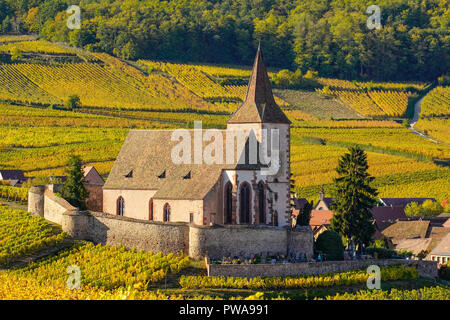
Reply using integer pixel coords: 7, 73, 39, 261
315, 230, 344, 261
329, 147, 378, 251
296, 201, 313, 226
405, 200, 443, 217
404, 202, 424, 217
65, 94, 81, 110
60, 155, 89, 210
421, 200, 444, 217
10, 47, 22, 61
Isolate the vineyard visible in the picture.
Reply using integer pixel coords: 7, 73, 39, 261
420, 86, 450, 117
323, 286, 450, 300
0, 40, 95, 62
12, 242, 190, 290
179, 265, 418, 290
0, 205, 66, 266
415, 118, 450, 144
0, 185, 28, 203
315, 78, 424, 117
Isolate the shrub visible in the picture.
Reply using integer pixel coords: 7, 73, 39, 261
366, 247, 396, 259
405, 200, 443, 217
315, 230, 344, 261
65, 94, 81, 110
438, 262, 450, 281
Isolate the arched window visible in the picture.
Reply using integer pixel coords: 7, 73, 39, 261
149, 199, 153, 221
116, 196, 124, 216
258, 182, 266, 224
239, 183, 251, 224
224, 182, 233, 224
163, 203, 171, 222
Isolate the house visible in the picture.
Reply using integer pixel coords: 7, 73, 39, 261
83, 166, 104, 186
314, 186, 334, 211
429, 233, 450, 265
309, 209, 334, 238
372, 206, 407, 239
0, 169, 26, 186
82, 166, 104, 212
103, 45, 292, 227
310, 188, 407, 238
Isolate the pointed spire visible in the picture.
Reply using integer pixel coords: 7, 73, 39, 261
227, 45, 291, 124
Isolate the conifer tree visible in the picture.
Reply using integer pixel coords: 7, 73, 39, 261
61, 155, 89, 210
329, 147, 378, 251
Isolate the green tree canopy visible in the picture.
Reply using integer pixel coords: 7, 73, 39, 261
329, 146, 378, 250
4, 0, 446, 81
60, 155, 89, 210
296, 201, 314, 227
65, 94, 81, 110
315, 230, 345, 261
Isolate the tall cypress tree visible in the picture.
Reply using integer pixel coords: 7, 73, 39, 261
329, 147, 378, 251
61, 155, 89, 210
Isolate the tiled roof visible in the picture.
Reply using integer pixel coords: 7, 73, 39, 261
380, 198, 437, 208
430, 233, 450, 256
395, 238, 432, 256
309, 210, 334, 227
382, 220, 430, 245
294, 198, 309, 210
82, 166, 104, 186
0, 170, 25, 181
371, 206, 406, 221
104, 130, 267, 200
444, 219, 450, 228
228, 45, 290, 124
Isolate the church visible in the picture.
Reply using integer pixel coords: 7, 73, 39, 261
103, 46, 292, 228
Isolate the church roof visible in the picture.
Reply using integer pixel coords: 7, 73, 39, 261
227, 45, 291, 124
104, 130, 266, 200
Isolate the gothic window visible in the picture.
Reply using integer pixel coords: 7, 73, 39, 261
116, 196, 124, 216
163, 203, 171, 222
224, 182, 233, 224
239, 183, 251, 224
258, 182, 266, 224
149, 199, 153, 221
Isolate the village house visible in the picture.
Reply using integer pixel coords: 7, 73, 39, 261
0, 169, 26, 187
102, 45, 292, 227
429, 233, 450, 265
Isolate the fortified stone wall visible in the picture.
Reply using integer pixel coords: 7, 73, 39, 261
207, 259, 438, 279
28, 188, 314, 260
43, 190, 77, 225
83, 212, 189, 255
28, 185, 46, 217
189, 224, 314, 260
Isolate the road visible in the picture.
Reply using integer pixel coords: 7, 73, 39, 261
409, 96, 441, 144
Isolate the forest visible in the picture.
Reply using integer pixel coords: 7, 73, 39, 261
0, 0, 448, 81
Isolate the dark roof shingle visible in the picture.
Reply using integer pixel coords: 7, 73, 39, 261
227, 45, 290, 124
